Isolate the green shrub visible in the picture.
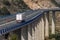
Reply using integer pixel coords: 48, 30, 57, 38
55, 33, 60, 40
49, 34, 56, 39
10, 34, 18, 40
49, 33, 60, 39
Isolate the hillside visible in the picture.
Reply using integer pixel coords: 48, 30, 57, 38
0, 0, 59, 15
23, 0, 57, 10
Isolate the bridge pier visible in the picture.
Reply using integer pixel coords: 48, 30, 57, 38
37, 18, 41, 40
32, 23, 35, 40
34, 21, 37, 40
41, 15, 45, 40
51, 12, 56, 35
21, 26, 28, 40
45, 12, 49, 40
51, 12, 56, 40
28, 24, 32, 40
39, 18, 42, 40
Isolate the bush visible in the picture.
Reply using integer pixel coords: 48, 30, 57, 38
3, 0, 11, 6
49, 33, 60, 40
49, 34, 56, 39
55, 33, 60, 40
10, 34, 18, 40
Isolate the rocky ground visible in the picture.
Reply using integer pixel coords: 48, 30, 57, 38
0, 0, 30, 15
23, 0, 57, 10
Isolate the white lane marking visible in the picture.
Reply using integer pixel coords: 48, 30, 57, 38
26, 11, 40, 18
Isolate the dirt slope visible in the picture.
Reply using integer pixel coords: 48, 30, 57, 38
23, 0, 57, 10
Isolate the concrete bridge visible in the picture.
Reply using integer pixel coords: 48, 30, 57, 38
0, 8, 60, 40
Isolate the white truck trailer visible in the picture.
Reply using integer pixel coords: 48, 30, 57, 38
16, 13, 25, 23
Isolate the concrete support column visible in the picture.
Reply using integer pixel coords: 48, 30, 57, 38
28, 24, 32, 40
45, 12, 49, 39
51, 11, 56, 40
35, 21, 38, 40
41, 15, 45, 40
34, 21, 39, 40
36, 20, 40, 40
37, 18, 42, 40
52, 12, 56, 35
39, 19, 42, 40
21, 26, 28, 40
32, 23, 35, 40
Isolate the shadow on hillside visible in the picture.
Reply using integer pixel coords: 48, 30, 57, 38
19, 0, 31, 9
12, 0, 32, 11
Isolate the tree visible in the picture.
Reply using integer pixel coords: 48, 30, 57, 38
3, 0, 11, 6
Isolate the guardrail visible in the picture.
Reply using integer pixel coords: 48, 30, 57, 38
0, 8, 60, 38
